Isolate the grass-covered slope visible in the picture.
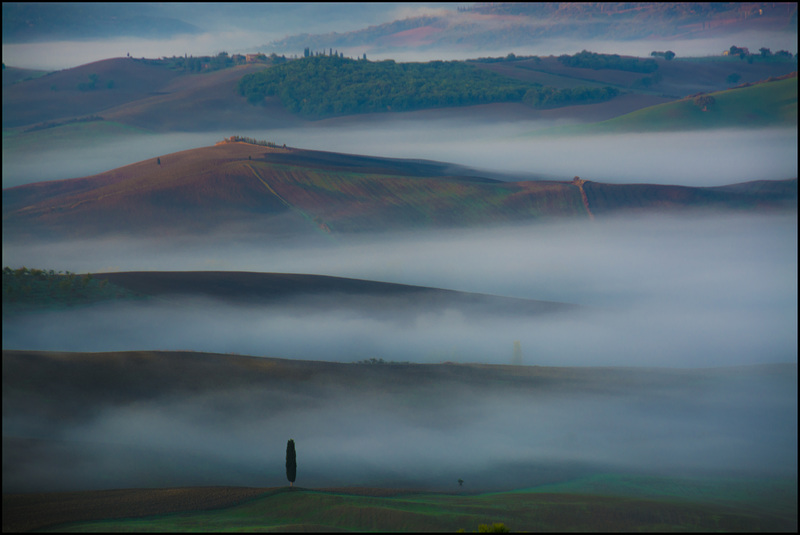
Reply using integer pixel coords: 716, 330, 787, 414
532, 74, 797, 135
17, 481, 794, 532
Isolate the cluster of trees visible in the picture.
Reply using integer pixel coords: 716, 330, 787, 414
522, 84, 619, 109
353, 357, 410, 365
226, 135, 284, 148
650, 50, 676, 60
304, 47, 350, 59
2, 267, 132, 312
468, 53, 541, 64
558, 50, 658, 73
238, 55, 620, 118
727, 45, 794, 62
693, 95, 715, 111
134, 52, 287, 73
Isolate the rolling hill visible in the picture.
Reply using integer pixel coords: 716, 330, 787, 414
1, 57, 292, 132
3, 141, 796, 241
2, 268, 578, 319
4, 51, 796, 139
532, 73, 798, 135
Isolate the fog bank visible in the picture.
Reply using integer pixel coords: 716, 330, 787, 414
3, 213, 796, 368
3, 126, 796, 188
3, 352, 796, 492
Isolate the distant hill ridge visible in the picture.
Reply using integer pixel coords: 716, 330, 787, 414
266, 2, 797, 53
4, 50, 796, 135
3, 143, 796, 241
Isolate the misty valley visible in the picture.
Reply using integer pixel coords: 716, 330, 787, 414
2, 2, 798, 532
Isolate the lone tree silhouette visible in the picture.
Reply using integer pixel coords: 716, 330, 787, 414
286, 439, 297, 487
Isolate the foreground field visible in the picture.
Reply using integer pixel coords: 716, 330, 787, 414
4, 474, 796, 532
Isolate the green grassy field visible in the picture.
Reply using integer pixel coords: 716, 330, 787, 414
33, 474, 797, 532
527, 75, 797, 136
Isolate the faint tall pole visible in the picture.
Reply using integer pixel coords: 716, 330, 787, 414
512, 341, 522, 366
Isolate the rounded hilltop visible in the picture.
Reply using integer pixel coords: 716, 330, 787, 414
216, 135, 290, 150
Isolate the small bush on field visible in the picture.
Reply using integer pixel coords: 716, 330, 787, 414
479, 523, 510, 533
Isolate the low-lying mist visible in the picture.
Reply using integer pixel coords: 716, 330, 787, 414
3, 212, 796, 494
3, 350, 796, 493
3, 212, 796, 368
3, 125, 797, 188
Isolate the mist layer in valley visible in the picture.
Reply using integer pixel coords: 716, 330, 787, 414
3, 125, 797, 189
3, 350, 796, 493
3, 213, 796, 368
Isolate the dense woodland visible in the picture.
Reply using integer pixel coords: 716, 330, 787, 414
237, 55, 620, 118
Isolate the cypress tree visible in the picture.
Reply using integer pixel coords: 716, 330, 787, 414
286, 439, 297, 487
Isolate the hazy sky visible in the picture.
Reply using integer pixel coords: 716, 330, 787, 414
1, 3, 449, 71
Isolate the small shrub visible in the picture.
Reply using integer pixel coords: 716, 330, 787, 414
478, 523, 510, 533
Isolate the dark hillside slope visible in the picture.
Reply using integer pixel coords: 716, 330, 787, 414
2, 58, 183, 128
3, 143, 796, 241
583, 178, 798, 215
2, 58, 291, 132
98, 63, 299, 131
1, 142, 587, 239
91, 271, 576, 318
2, 143, 294, 239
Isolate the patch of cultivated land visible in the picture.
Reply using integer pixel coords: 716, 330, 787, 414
4, 142, 795, 241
